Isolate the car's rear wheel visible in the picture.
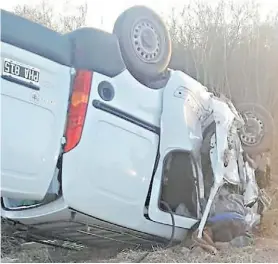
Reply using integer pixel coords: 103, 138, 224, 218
113, 6, 172, 85
237, 103, 275, 155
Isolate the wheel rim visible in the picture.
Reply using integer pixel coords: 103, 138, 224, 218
132, 20, 161, 63
240, 111, 264, 146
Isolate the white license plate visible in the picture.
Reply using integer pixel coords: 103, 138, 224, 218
2, 58, 40, 87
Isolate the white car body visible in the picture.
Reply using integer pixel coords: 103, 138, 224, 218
1, 9, 258, 248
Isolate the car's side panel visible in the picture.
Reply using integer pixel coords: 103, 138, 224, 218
62, 70, 163, 229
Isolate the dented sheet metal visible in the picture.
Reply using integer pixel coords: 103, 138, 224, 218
194, 92, 264, 242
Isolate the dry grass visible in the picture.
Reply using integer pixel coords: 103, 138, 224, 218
2, 237, 278, 263
2, 223, 278, 263
103, 240, 278, 263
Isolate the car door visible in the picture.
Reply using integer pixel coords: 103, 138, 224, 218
1, 10, 71, 200
147, 72, 209, 228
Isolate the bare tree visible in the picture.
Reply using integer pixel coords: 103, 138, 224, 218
13, 0, 87, 33
168, 0, 278, 108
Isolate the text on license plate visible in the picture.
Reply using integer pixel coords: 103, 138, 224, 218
3, 59, 40, 85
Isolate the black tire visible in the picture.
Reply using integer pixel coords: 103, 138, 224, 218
113, 6, 172, 84
237, 103, 275, 155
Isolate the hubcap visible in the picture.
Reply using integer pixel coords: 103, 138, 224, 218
240, 111, 264, 146
132, 20, 160, 63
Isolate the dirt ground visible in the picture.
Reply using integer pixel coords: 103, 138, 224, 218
1, 180, 278, 263
2, 230, 278, 263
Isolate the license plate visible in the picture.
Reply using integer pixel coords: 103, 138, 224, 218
2, 58, 40, 86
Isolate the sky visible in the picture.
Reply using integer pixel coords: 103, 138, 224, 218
1, 0, 278, 32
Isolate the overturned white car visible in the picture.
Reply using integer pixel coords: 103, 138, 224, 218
1, 6, 274, 250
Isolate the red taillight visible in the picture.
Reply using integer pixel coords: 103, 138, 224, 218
64, 70, 92, 153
